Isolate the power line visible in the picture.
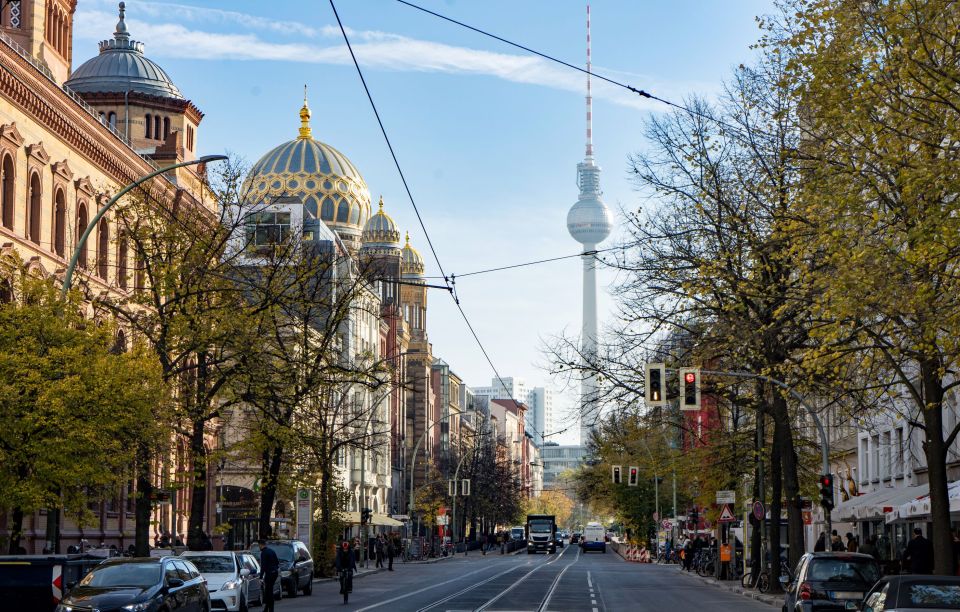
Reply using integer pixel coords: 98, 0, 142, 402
424, 245, 627, 280
394, 0, 751, 136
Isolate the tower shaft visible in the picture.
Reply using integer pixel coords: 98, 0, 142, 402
580, 242, 600, 445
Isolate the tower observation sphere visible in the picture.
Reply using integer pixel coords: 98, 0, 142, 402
566, 160, 613, 246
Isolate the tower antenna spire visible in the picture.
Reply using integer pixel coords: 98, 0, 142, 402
585, 3, 593, 159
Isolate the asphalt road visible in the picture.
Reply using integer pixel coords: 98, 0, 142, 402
267, 543, 775, 611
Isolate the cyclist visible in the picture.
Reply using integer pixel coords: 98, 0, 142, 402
335, 540, 357, 604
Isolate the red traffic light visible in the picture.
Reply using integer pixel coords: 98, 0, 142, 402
630, 468, 637, 475
684, 372, 696, 384
819, 475, 833, 487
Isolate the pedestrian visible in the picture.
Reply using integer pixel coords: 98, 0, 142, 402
859, 535, 880, 560
335, 540, 357, 603
375, 535, 385, 568
258, 538, 279, 612
499, 533, 505, 555
831, 534, 845, 551
814, 531, 826, 552
903, 527, 934, 574
845, 532, 858, 553
386, 535, 395, 570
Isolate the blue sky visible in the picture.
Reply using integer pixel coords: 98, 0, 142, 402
74, 0, 775, 444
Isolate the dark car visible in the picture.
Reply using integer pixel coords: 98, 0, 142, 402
0, 554, 105, 611
264, 540, 313, 597
571, 533, 582, 544
55, 556, 211, 612
783, 552, 881, 612
863, 575, 960, 612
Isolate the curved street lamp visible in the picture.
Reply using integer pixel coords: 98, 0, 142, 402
61, 154, 229, 296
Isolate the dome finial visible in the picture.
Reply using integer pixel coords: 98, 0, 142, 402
115, 2, 130, 41
378, 195, 384, 212
405, 231, 410, 245
298, 85, 312, 140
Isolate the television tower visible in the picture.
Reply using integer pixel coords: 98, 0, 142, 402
566, 4, 613, 446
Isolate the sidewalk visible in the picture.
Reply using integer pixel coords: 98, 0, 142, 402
676, 565, 781, 608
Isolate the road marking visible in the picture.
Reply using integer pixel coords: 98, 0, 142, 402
477, 545, 573, 612
537, 546, 580, 612
588, 571, 592, 589
414, 565, 522, 612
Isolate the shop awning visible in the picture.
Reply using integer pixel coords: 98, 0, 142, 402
834, 485, 927, 522
887, 480, 960, 524
342, 512, 404, 527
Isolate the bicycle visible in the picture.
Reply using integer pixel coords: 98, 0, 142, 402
339, 568, 353, 604
742, 558, 792, 593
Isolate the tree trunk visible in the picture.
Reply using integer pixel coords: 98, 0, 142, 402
768, 427, 783, 594
772, 394, 805, 570
134, 443, 153, 557
920, 360, 954, 575
43, 504, 60, 554
187, 418, 208, 551
257, 446, 283, 540
317, 462, 334, 577
7, 507, 23, 554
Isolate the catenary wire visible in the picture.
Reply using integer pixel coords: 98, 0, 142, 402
329, 0, 559, 444
422, 245, 627, 280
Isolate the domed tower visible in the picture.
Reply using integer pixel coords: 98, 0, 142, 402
361, 196, 402, 305
245, 92, 372, 253
567, 5, 613, 445
65, 3, 204, 164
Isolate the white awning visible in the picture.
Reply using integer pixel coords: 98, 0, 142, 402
833, 485, 927, 522
343, 511, 404, 527
887, 480, 960, 523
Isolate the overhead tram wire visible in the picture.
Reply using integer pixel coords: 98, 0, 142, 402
394, 0, 755, 138
328, 0, 535, 429
422, 245, 627, 280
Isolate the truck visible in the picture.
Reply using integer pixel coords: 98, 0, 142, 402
581, 522, 606, 553
526, 514, 557, 554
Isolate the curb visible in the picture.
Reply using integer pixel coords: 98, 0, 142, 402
679, 568, 781, 608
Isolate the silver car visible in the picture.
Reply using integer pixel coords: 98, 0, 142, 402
181, 551, 261, 612
862, 575, 960, 612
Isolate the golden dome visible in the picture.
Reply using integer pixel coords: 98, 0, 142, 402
361, 196, 402, 252
401, 232, 425, 278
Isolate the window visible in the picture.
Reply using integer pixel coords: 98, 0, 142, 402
163, 117, 170, 140
244, 210, 291, 255
1, 153, 13, 230
97, 218, 109, 279
336, 201, 349, 223
108, 112, 117, 130
76, 202, 88, 268
163, 562, 180, 584
53, 189, 65, 257
145, 114, 152, 139
154, 116, 161, 140
117, 234, 128, 288
872, 434, 880, 481
27, 172, 40, 243
321, 197, 334, 220
2, 1, 22, 29
134, 252, 145, 291
186, 125, 194, 151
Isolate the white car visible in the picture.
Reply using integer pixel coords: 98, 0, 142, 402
181, 551, 261, 612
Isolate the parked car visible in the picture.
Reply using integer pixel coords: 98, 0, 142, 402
782, 552, 881, 612
182, 550, 261, 612
862, 575, 960, 612
55, 556, 211, 612
0, 554, 105, 611
247, 548, 282, 602
263, 540, 313, 597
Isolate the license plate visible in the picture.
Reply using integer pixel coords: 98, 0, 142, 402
833, 591, 863, 599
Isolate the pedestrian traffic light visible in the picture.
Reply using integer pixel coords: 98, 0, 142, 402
462, 479, 471, 496
819, 474, 835, 511
361, 507, 372, 525
628, 466, 639, 486
448, 479, 457, 496
679, 368, 701, 411
612, 465, 622, 484
644, 363, 667, 407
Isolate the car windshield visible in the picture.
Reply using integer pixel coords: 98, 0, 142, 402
266, 544, 294, 562
904, 583, 960, 608
530, 521, 552, 533
808, 559, 879, 583
80, 563, 160, 588
184, 556, 235, 574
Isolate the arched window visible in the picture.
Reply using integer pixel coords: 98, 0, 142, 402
134, 252, 144, 292
111, 329, 127, 355
117, 233, 128, 289
162, 117, 170, 140
186, 125, 194, 151
0, 278, 11, 303
76, 201, 88, 268
1, 154, 14, 230
108, 112, 117, 130
154, 116, 161, 140
145, 114, 152, 139
336, 201, 349, 223
97, 218, 109, 279
321, 197, 334, 220
27, 172, 40, 244
53, 188, 65, 257
99, 111, 105, 123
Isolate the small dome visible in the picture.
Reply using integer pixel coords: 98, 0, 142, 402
244, 92, 372, 245
362, 197, 401, 249
65, 3, 184, 100
401, 232, 425, 278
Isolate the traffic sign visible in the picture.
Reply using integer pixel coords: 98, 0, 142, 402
716, 490, 736, 504
752, 500, 765, 521
661, 520, 672, 530
718, 504, 736, 523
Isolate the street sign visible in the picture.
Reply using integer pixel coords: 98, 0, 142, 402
661, 520, 672, 530
752, 500, 765, 521
390, 514, 410, 521
716, 490, 736, 505
718, 504, 736, 523
802, 511, 812, 525
703, 519, 712, 529
295, 488, 312, 544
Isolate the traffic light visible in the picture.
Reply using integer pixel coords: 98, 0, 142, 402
448, 479, 457, 496
462, 479, 471, 496
612, 465, 622, 485
819, 474, 835, 511
360, 507, 372, 525
644, 363, 667, 406
679, 368, 701, 411
628, 466, 639, 486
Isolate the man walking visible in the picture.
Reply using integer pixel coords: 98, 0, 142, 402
258, 538, 279, 612
386, 535, 395, 570
904, 527, 934, 574
375, 535, 385, 568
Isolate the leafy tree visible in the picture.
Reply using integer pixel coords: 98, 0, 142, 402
0, 266, 165, 553
525, 490, 574, 529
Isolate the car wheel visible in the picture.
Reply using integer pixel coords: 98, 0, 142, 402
303, 578, 313, 596
239, 596, 248, 612
286, 579, 298, 598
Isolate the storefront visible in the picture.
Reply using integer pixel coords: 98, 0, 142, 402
832, 484, 927, 561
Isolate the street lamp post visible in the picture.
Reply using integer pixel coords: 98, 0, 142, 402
61, 155, 228, 297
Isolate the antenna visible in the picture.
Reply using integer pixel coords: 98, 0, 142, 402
585, 3, 593, 159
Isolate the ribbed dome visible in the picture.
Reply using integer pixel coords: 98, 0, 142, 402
401, 233, 425, 278
65, 3, 183, 100
361, 197, 401, 251
244, 96, 372, 245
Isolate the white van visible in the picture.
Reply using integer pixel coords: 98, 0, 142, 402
581, 523, 606, 553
